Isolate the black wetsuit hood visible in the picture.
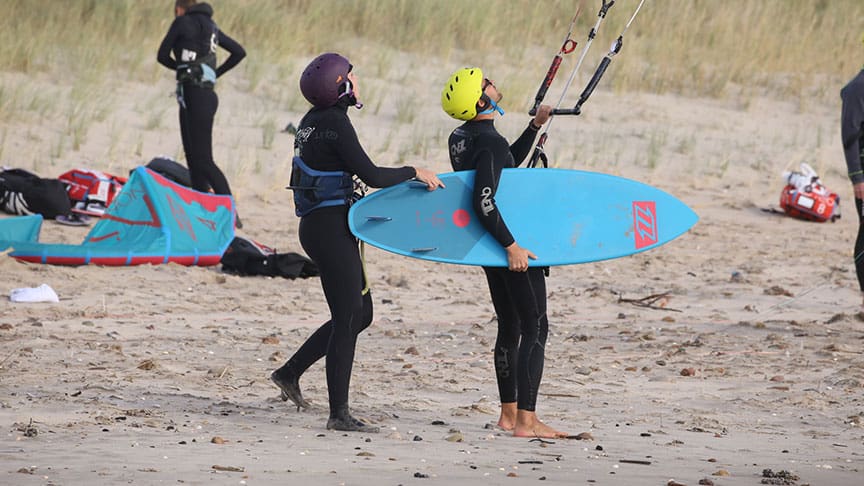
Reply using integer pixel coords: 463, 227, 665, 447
186, 2, 214, 17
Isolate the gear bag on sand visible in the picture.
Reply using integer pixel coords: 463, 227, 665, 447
0, 168, 72, 219
58, 169, 127, 217
779, 163, 840, 223
221, 236, 319, 279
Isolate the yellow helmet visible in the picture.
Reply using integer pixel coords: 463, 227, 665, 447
441, 67, 484, 121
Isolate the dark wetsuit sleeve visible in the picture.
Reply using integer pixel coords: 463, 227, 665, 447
333, 116, 416, 188
156, 19, 182, 70
841, 77, 864, 184
215, 31, 246, 78
473, 144, 515, 248
509, 123, 540, 167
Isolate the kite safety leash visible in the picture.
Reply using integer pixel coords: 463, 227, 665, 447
528, 6, 582, 117
528, 0, 616, 168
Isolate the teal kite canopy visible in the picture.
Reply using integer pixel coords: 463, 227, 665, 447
0, 167, 235, 266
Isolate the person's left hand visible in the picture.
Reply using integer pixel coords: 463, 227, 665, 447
533, 104, 553, 127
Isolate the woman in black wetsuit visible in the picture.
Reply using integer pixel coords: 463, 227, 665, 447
157, 0, 245, 227
271, 53, 443, 432
441, 67, 568, 439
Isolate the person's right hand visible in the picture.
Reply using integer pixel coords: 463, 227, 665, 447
854, 182, 864, 200
505, 242, 536, 272
414, 168, 445, 191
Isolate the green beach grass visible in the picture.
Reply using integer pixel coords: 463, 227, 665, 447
0, 0, 860, 173
2, 0, 862, 99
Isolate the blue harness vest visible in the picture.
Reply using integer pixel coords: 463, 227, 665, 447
289, 156, 356, 217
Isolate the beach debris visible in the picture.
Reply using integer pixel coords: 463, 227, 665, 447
507, 472, 519, 477
0, 323, 12, 330
404, 346, 419, 355
730, 270, 744, 282
16, 419, 38, 438
760, 469, 798, 485
617, 291, 682, 312
569, 432, 594, 441
413, 435, 423, 441
619, 459, 651, 465
445, 431, 464, 442
698, 479, 715, 486
413, 472, 429, 478
431, 420, 447, 426
385, 274, 409, 288
9, 283, 60, 303
667, 480, 686, 486
16, 467, 34, 474
712, 469, 730, 476
764, 286, 793, 297
212, 465, 245, 472
357, 451, 375, 457
211, 436, 226, 444
137, 359, 156, 371
680, 368, 696, 377
261, 335, 280, 345
565, 333, 591, 342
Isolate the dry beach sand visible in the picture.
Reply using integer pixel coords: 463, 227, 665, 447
1, 47, 863, 485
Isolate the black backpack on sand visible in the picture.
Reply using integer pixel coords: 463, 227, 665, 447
0, 168, 72, 219
221, 236, 319, 279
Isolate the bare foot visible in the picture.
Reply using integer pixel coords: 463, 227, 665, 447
512, 410, 568, 438
497, 402, 517, 431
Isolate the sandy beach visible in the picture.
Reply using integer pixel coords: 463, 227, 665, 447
1, 32, 863, 486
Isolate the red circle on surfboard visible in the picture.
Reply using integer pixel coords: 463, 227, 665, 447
452, 209, 471, 228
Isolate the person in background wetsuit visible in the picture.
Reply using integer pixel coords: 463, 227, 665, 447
157, 0, 245, 227
270, 53, 443, 433
841, 33, 864, 310
441, 67, 568, 439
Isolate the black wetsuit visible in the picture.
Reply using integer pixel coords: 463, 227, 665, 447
157, 2, 245, 196
841, 68, 864, 291
276, 99, 415, 428
448, 119, 547, 411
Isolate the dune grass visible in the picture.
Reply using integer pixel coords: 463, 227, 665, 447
1, 0, 860, 101
0, 0, 860, 175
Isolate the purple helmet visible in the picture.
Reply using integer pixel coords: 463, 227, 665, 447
300, 53, 352, 108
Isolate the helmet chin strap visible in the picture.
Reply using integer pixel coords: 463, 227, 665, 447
478, 97, 504, 116
339, 80, 363, 109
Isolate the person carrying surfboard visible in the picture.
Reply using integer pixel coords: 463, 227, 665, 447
841, 32, 864, 310
441, 67, 568, 439
271, 53, 443, 433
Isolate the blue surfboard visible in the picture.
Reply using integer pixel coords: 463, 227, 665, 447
348, 168, 698, 267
